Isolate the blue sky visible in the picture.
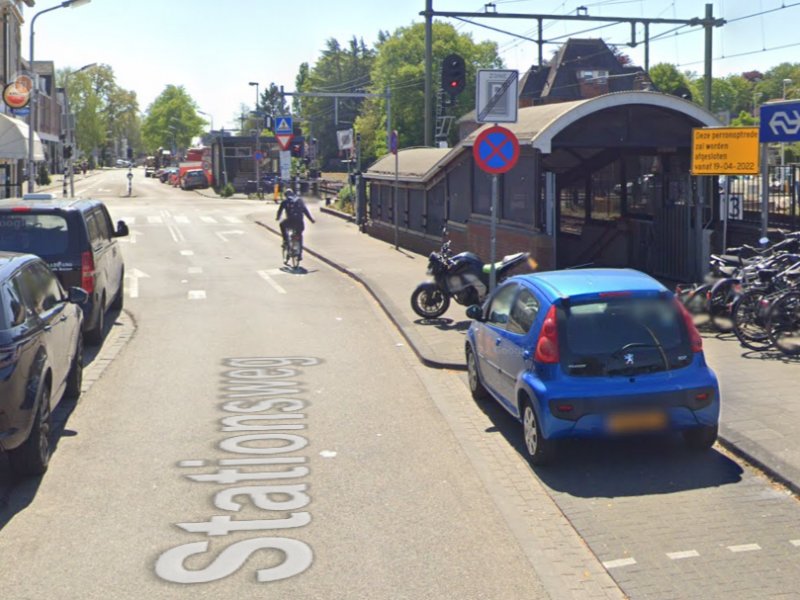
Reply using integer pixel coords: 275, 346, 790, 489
23, 0, 800, 130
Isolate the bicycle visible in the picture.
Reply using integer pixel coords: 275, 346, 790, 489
282, 227, 303, 269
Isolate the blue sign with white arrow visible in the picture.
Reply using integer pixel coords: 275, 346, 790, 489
275, 116, 293, 135
759, 101, 800, 142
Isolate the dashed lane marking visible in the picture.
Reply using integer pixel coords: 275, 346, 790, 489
180, 250, 194, 256
728, 544, 761, 553
188, 267, 202, 274
167, 224, 185, 243
602, 558, 637, 569
187, 290, 206, 300
200, 216, 217, 224
790, 540, 800, 547
224, 216, 242, 223
174, 215, 190, 224
257, 270, 287, 295
147, 215, 163, 224
666, 550, 700, 560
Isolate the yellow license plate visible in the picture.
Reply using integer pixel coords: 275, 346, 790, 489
607, 411, 667, 433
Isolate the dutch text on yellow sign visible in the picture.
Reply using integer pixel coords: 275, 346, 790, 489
691, 127, 760, 175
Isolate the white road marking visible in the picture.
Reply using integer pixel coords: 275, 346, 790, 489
790, 539, 800, 547
215, 230, 244, 242
147, 215, 163, 224
187, 290, 206, 300
174, 215, 190, 224
602, 558, 636, 569
180, 250, 194, 256
319, 450, 337, 458
167, 224, 185, 243
125, 268, 150, 298
188, 266, 203, 274
200, 216, 217, 223
667, 550, 700, 560
728, 544, 761, 553
224, 216, 242, 223
266, 268, 283, 275
257, 270, 287, 294
118, 229, 142, 244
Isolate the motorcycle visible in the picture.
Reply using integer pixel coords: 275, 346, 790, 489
410, 238, 529, 319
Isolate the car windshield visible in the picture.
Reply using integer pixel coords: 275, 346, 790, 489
0, 214, 70, 258
560, 296, 690, 376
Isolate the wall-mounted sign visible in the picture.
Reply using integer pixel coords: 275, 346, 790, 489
691, 127, 759, 175
3, 74, 33, 110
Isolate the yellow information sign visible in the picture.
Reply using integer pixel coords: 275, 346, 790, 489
691, 127, 760, 175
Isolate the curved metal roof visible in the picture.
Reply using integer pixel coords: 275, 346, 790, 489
365, 92, 722, 184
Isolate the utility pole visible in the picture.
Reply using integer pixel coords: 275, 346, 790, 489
423, 0, 433, 147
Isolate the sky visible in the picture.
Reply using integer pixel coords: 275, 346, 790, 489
22, 0, 800, 131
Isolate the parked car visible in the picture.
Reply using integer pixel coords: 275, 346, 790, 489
0, 252, 87, 475
465, 268, 720, 465
181, 169, 209, 190
0, 198, 128, 345
115, 159, 131, 168
159, 167, 177, 183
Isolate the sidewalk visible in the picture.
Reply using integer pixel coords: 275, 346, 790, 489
251, 199, 800, 493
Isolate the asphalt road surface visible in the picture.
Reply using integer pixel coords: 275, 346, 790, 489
0, 168, 798, 599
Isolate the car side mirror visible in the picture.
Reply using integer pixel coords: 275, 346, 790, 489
466, 304, 484, 321
115, 220, 129, 237
68, 287, 89, 305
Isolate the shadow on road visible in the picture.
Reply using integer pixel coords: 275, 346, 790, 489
0, 308, 123, 530
477, 395, 743, 499
413, 317, 472, 332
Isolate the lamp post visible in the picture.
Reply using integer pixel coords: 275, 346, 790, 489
64, 62, 96, 197
781, 78, 792, 168
27, 0, 92, 193
197, 110, 213, 134
249, 81, 262, 197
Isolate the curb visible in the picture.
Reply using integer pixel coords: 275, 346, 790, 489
319, 205, 355, 222
717, 431, 800, 497
255, 219, 466, 371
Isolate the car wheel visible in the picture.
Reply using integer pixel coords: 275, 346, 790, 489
65, 333, 84, 401
85, 294, 106, 346
521, 397, 555, 465
683, 425, 718, 451
466, 346, 490, 401
8, 379, 52, 476
111, 273, 124, 310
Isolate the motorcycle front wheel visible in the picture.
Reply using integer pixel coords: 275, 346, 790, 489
410, 283, 450, 318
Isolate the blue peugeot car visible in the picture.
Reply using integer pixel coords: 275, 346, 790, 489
465, 269, 720, 465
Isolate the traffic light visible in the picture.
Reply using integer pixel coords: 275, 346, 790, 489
441, 54, 466, 99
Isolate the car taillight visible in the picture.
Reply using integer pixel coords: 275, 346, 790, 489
675, 299, 703, 353
81, 251, 95, 294
534, 305, 560, 363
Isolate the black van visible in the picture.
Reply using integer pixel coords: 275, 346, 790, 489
0, 197, 128, 345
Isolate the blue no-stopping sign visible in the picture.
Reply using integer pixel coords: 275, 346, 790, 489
472, 125, 520, 174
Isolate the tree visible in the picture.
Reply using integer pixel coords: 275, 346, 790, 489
141, 85, 204, 153
355, 21, 501, 165
258, 83, 290, 132
648, 63, 693, 98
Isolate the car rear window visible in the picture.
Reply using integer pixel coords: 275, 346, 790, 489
0, 214, 71, 258
560, 296, 692, 376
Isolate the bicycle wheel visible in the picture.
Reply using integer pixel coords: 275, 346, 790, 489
707, 278, 738, 333
767, 291, 800, 356
731, 290, 773, 351
678, 284, 710, 328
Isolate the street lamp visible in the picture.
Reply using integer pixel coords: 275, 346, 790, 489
249, 82, 262, 197
197, 110, 213, 133
782, 79, 792, 168
27, 0, 92, 193
64, 62, 96, 197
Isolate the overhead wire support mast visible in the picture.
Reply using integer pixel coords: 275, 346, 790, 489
420, 2, 725, 142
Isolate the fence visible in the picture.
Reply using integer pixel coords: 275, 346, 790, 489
730, 164, 799, 231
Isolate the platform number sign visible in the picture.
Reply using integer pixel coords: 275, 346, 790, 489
727, 194, 743, 221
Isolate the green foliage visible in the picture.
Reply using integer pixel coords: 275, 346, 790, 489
336, 184, 355, 214
355, 21, 501, 164
220, 183, 236, 198
36, 163, 51, 186
648, 63, 693, 97
730, 110, 757, 127
141, 85, 205, 153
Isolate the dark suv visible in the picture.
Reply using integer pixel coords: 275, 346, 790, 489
0, 252, 87, 475
0, 198, 128, 345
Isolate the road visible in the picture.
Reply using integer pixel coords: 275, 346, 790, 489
0, 168, 798, 599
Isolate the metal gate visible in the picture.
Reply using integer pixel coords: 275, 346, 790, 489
648, 174, 695, 282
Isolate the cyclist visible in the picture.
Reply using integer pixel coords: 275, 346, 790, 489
276, 189, 315, 263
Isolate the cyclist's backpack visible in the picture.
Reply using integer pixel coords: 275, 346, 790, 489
285, 198, 305, 220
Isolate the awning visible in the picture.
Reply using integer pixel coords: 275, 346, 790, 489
0, 113, 44, 160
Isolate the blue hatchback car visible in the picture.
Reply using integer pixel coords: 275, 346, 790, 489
465, 268, 720, 465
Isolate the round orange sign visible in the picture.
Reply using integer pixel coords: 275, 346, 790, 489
3, 75, 32, 109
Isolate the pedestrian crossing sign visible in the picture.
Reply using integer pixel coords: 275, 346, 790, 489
275, 116, 293, 134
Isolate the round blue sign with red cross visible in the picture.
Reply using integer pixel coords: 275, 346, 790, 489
473, 125, 520, 174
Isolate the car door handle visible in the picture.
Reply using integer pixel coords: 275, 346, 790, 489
495, 338, 502, 346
